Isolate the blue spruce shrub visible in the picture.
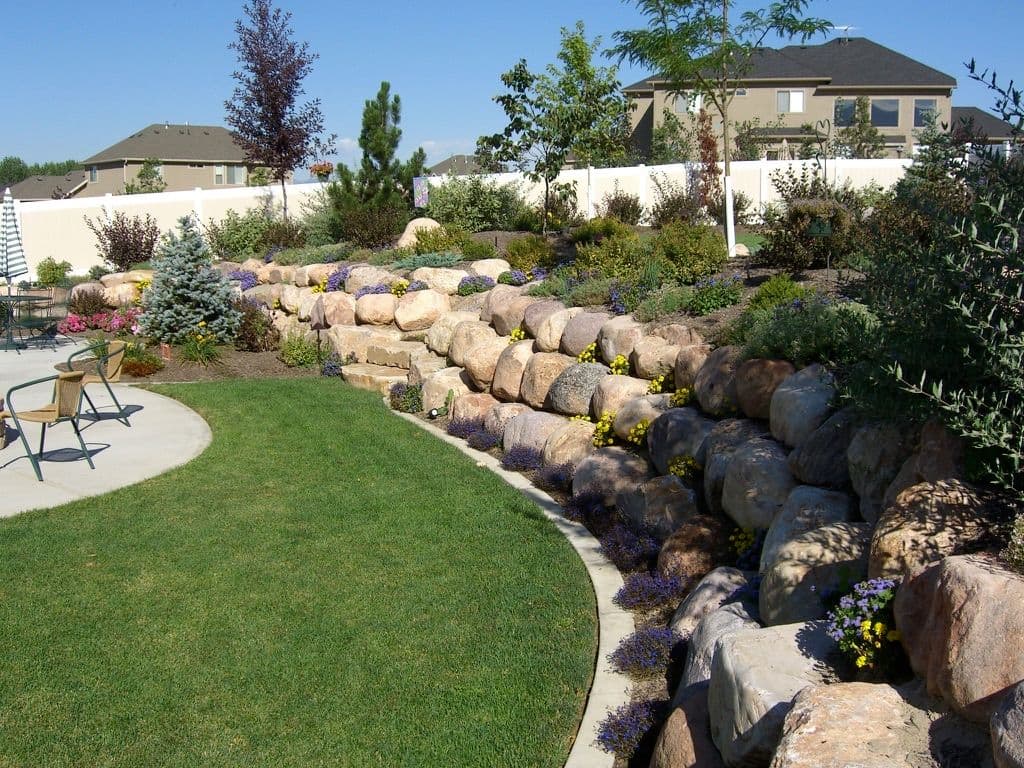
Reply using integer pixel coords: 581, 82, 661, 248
140, 217, 241, 344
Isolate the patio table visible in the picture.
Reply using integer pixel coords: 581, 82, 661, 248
0, 294, 49, 352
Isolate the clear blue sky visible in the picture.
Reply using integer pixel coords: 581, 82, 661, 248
2, 0, 1021, 169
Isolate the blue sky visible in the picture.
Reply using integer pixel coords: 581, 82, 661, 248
2, 0, 1021, 169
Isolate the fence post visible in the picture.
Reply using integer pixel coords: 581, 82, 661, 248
587, 166, 594, 220
637, 165, 647, 216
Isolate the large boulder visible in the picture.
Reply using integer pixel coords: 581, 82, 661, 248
883, 419, 967, 512
425, 310, 478, 356
787, 407, 858, 488
895, 554, 1024, 722
393, 288, 450, 331
480, 284, 524, 324
671, 567, 756, 641
992, 681, 1024, 768
491, 295, 538, 336
483, 402, 532, 440
535, 307, 584, 352
761, 486, 855, 574
490, 340, 534, 402
521, 300, 565, 338
646, 407, 717, 474
675, 344, 712, 389
546, 363, 609, 416
502, 411, 567, 454
322, 291, 356, 326
760, 522, 871, 626
708, 621, 839, 768
467, 258, 511, 281
305, 263, 337, 287
735, 359, 796, 420
354, 293, 398, 325
451, 392, 499, 423
408, 267, 470, 296
421, 367, 473, 412
657, 514, 731, 583
683, 601, 761, 688
616, 475, 701, 540
591, 375, 650, 418
448, 321, 498, 368
519, 352, 576, 409
463, 336, 511, 391
613, 394, 671, 441
242, 283, 280, 309
297, 289, 321, 321
541, 421, 596, 468
345, 265, 395, 295
279, 284, 304, 314
847, 421, 916, 524
651, 683, 726, 768
693, 345, 742, 416
396, 216, 441, 249
326, 325, 402, 363
631, 335, 680, 380
572, 447, 654, 507
869, 480, 1002, 580
721, 438, 796, 530
769, 363, 836, 448
703, 419, 771, 516
597, 315, 644, 363
560, 311, 610, 357
653, 323, 704, 348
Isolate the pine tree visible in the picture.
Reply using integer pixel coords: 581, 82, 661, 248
140, 217, 241, 344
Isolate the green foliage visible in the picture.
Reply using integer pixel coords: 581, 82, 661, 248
35, 257, 72, 287
179, 325, 223, 366
412, 225, 470, 255
688, 275, 742, 315
1006, 517, 1024, 574
336, 199, 410, 249
389, 251, 462, 271
566, 277, 616, 307
571, 216, 633, 245
68, 287, 107, 316
836, 96, 886, 159
650, 222, 727, 283
140, 217, 241, 344
525, 274, 568, 298
279, 330, 327, 367
649, 109, 694, 165
389, 383, 424, 413
86, 211, 160, 272
121, 343, 164, 377
298, 187, 343, 246
424, 176, 529, 232
747, 273, 814, 313
124, 158, 167, 194
633, 285, 694, 321
505, 234, 555, 271
598, 184, 645, 225
0, 156, 79, 185
733, 117, 783, 160
204, 208, 273, 260
272, 242, 350, 266
88, 264, 112, 281
233, 298, 280, 352
262, 217, 306, 250
650, 173, 702, 227
706, 186, 753, 227
460, 239, 498, 261
759, 198, 858, 270
574, 231, 653, 282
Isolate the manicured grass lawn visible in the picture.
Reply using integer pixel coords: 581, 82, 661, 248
737, 231, 766, 253
0, 379, 596, 767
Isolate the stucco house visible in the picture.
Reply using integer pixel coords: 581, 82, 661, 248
624, 37, 957, 160
79, 123, 259, 196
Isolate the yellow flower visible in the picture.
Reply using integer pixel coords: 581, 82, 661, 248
198, 320, 206, 327
874, 622, 886, 637
855, 655, 867, 668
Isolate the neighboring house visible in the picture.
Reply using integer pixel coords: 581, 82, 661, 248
624, 37, 956, 160
8, 171, 89, 201
951, 106, 1019, 153
428, 154, 487, 176
79, 123, 260, 196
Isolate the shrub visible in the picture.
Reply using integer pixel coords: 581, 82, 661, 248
298, 187, 344, 247
633, 286, 694, 322
609, 280, 657, 316
566, 276, 615, 308
68, 287, 107, 317
140, 218, 240, 344
460, 239, 497, 261
650, 173, 702, 228
570, 216, 633, 245
273, 243, 351, 266
596, 699, 670, 759
36, 257, 72, 287
599, 523, 659, 572
466, 430, 501, 451
412, 224, 471, 255
320, 353, 345, 377
86, 211, 160, 272
447, 418, 484, 439
58, 307, 140, 335
121, 343, 164, 377
609, 627, 680, 679
204, 207, 273, 260
511, 206, 543, 233
758, 198, 858, 270
826, 578, 905, 677
500, 446, 544, 471
340, 200, 409, 248
233, 298, 280, 352
505, 234, 555, 271
650, 222, 727, 284
262, 218, 306, 250
456, 275, 495, 296
389, 251, 462, 271
688, 275, 743, 316
497, 269, 529, 287
614, 573, 687, 611
179, 323, 222, 366
747, 273, 814, 313
424, 176, 528, 231
278, 331, 326, 367
574, 231, 653, 282
1005, 517, 1024, 573
706, 187, 753, 227
526, 274, 568, 299
599, 185, 645, 225
88, 264, 111, 281
388, 383, 423, 413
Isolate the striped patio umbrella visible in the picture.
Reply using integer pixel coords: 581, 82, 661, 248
1, 188, 29, 295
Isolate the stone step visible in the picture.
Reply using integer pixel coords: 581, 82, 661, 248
341, 363, 408, 395
408, 353, 449, 386
327, 325, 402, 363
365, 340, 432, 369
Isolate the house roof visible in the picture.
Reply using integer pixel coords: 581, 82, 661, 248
951, 106, 1018, 141
82, 124, 247, 164
428, 154, 486, 176
623, 37, 956, 93
8, 171, 88, 201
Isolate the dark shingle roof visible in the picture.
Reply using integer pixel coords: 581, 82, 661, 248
623, 37, 956, 92
951, 106, 1018, 141
428, 154, 486, 176
82, 124, 247, 164
8, 172, 88, 201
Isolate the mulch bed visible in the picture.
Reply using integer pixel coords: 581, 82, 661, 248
121, 348, 321, 384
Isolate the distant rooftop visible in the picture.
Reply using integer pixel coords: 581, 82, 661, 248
8, 171, 89, 201
429, 154, 486, 176
82, 124, 247, 165
951, 106, 1018, 141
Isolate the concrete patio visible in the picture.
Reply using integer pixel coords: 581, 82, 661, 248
0, 342, 211, 517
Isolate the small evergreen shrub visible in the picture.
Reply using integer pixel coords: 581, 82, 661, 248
273, 243, 351, 266
460, 239, 498, 260
566, 276, 615, 308
650, 222, 727, 284
633, 286, 694, 322
389, 251, 462, 271
574, 232, 651, 282
340, 201, 409, 248
599, 185, 645, 225
262, 218, 306, 250
140, 217, 240, 344
526, 274, 568, 298
86, 211, 160, 272
36, 257, 72, 287
497, 269, 530, 287
758, 198, 858, 270
278, 331, 326, 367
233, 298, 280, 352
505, 234, 555, 271
121, 344, 164, 377
746, 273, 814, 313
570, 216, 633, 245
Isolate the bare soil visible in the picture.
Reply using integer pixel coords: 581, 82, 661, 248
121, 348, 321, 384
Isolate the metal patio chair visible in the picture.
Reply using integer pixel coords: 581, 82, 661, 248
65, 340, 131, 426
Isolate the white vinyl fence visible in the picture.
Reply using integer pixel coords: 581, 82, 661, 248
11, 158, 911, 279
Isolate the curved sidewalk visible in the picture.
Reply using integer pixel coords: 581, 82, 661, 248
0, 383, 211, 517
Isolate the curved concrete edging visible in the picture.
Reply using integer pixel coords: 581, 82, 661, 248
392, 409, 635, 768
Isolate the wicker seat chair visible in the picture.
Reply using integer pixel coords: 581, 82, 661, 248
66, 340, 131, 426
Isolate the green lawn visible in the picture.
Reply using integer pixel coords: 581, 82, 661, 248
0, 379, 596, 767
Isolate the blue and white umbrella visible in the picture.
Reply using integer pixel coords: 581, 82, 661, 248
1, 187, 29, 295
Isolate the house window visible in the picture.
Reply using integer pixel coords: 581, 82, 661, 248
674, 91, 703, 114
734, 88, 747, 96
834, 98, 856, 127
214, 165, 225, 184
226, 165, 247, 185
89, 166, 97, 183
188, 163, 205, 169
914, 98, 937, 128
871, 98, 899, 127
777, 90, 804, 113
